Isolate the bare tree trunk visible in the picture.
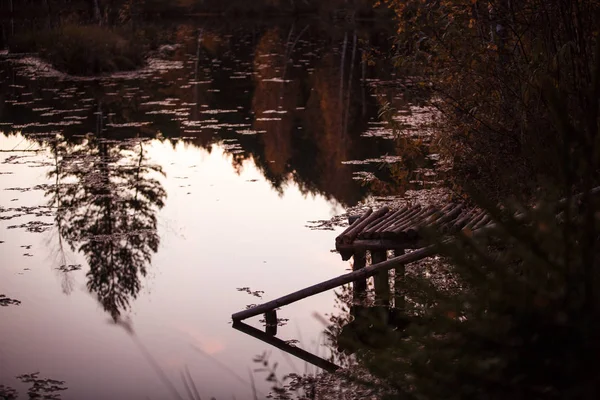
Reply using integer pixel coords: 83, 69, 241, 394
43, 0, 52, 29
93, 0, 102, 25
339, 31, 348, 137
193, 29, 203, 121
278, 23, 296, 105
343, 31, 357, 137
8, 0, 14, 36
0, 22, 5, 51
96, 101, 103, 135
361, 47, 366, 117
489, 1, 512, 122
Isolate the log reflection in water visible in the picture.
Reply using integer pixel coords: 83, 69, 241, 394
232, 320, 339, 373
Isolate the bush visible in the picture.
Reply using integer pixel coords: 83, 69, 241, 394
379, 0, 600, 202
10, 25, 146, 76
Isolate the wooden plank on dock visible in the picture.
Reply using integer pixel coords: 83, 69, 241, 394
337, 206, 389, 244
372, 250, 390, 306
335, 186, 600, 257
336, 203, 477, 251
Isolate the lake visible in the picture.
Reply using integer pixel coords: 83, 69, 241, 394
0, 19, 439, 399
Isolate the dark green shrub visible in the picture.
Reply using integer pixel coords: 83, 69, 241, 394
10, 24, 145, 75
44, 25, 145, 75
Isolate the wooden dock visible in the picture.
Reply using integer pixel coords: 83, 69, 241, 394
335, 203, 492, 258
232, 187, 600, 367
232, 202, 496, 322
333, 203, 492, 309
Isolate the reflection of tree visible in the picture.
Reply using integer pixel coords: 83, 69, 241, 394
46, 133, 166, 320
252, 26, 299, 180
248, 25, 393, 205
297, 30, 376, 205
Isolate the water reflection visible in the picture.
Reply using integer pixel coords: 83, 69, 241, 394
47, 129, 165, 320
0, 21, 414, 208
0, 372, 68, 400
0, 294, 21, 306
232, 320, 339, 373
0, 19, 439, 399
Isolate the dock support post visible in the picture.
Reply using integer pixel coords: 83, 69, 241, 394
352, 249, 367, 296
394, 249, 406, 310
265, 310, 278, 336
372, 250, 390, 306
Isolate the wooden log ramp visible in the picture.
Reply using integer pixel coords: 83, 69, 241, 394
232, 244, 438, 322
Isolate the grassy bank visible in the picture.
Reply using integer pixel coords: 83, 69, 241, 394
8, 24, 153, 75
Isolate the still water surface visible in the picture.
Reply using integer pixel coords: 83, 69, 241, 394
0, 20, 435, 399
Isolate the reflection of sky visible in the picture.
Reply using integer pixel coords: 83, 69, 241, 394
0, 134, 349, 399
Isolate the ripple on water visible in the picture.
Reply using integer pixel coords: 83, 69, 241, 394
140, 100, 178, 106
106, 122, 152, 128
184, 120, 218, 126
236, 129, 266, 135
12, 121, 83, 129
261, 78, 293, 83
361, 128, 396, 139
200, 109, 239, 114
146, 109, 189, 116
342, 155, 403, 165
39, 108, 89, 117
6, 55, 185, 82
352, 171, 377, 182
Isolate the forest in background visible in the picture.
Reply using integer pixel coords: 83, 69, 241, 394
0, 0, 393, 75
0, 0, 388, 19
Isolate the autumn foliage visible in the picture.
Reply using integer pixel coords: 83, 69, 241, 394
379, 0, 600, 201
323, 2, 600, 400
